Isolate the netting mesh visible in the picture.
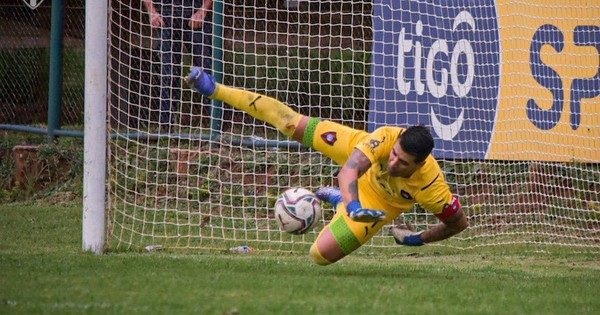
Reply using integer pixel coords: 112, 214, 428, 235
107, 0, 599, 253
0, 0, 84, 126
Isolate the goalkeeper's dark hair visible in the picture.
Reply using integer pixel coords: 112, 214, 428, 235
399, 125, 434, 163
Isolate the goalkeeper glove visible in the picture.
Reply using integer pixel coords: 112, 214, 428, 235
346, 201, 386, 223
389, 224, 425, 246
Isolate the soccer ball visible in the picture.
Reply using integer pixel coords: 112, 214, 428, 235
274, 188, 322, 234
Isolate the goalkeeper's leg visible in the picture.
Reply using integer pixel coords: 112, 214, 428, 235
309, 201, 390, 266
185, 67, 316, 146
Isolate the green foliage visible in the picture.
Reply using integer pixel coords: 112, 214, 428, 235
436, 159, 600, 233
106, 134, 600, 251
223, 48, 370, 127
1, 202, 600, 315
108, 136, 339, 250
0, 132, 83, 203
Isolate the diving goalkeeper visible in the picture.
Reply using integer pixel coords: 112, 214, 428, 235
185, 68, 468, 266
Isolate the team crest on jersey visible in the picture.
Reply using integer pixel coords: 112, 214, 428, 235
400, 190, 413, 200
320, 131, 337, 146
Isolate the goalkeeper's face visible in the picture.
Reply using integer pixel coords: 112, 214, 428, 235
387, 140, 423, 178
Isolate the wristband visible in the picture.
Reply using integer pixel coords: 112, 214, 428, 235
346, 200, 362, 214
403, 233, 425, 246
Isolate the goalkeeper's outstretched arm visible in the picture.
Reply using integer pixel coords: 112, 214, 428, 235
337, 149, 370, 207
421, 209, 468, 243
392, 206, 468, 246
337, 149, 386, 222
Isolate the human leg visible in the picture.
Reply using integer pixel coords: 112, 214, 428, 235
159, 27, 183, 125
186, 70, 386, 264
185, 21, 212, 71
311, 174, 403, 265
309, 203, 389, 265
186, 68, 314, 143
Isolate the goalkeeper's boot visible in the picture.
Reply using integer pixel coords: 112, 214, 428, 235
315, 186, 343, 208
185, 67, 216, 97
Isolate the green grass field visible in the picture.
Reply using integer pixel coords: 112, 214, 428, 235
1, 201, 599, 315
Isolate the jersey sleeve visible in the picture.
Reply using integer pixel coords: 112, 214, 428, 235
414, 171, 454, 215
354, 127, 400, 164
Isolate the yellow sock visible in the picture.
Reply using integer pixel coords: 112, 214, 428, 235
309, 243, 332, 266
211, 84, 303, 138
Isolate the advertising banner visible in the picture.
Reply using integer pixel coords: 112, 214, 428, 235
368, 0, 599, 162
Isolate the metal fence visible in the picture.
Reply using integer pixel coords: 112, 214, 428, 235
0, 0, 355, 137
0, 0, 85, 133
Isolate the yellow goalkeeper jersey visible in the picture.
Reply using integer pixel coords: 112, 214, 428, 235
355, 126, 453, 215
313, 121, 453, 216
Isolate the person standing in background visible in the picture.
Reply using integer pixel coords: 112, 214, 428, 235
143, 0, 213, 130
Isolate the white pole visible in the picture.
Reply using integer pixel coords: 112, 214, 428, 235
82, 0, 108, 255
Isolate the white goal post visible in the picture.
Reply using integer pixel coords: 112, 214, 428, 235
84, 0, 600, 255
82, 0, 108, 255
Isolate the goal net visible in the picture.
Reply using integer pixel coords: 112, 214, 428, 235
106, 0, 600, 253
